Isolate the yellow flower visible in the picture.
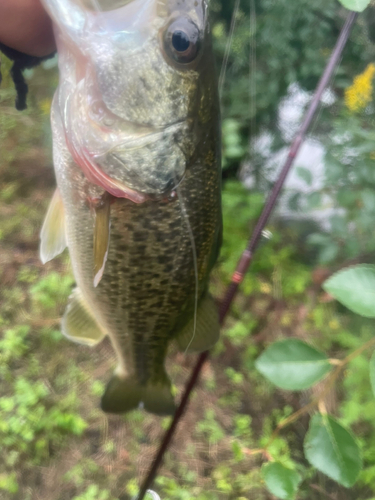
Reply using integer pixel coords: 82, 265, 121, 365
281, 312, 292, 326
260, 282, 272, 294
329, 319, 339, 330
344, 63, 375, 112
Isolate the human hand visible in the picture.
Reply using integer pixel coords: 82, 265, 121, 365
0, 0, 55, 57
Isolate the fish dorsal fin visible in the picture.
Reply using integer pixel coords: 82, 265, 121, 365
176, 293, 220, 353
62, 287, 106, 346
93, 195, 111, 287
40, 188, 67, 264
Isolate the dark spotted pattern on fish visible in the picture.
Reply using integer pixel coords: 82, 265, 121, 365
52, 92, 221, 385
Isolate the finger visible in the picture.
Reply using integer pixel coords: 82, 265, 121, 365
0, 0, 56, 57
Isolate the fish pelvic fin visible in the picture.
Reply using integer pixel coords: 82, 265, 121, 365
62, 288, 106, 346
40, 188, 67, 264
101, 374, 175, 416
176, 293, 220, 353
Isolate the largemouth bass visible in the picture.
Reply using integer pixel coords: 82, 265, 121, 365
40, 0, 222, 415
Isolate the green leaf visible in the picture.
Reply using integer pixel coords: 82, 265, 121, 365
361, 189, 375, 213
319, 242, 339, 264
288, 192, 301, 211
296, 166, 312, 186
262, 462, 301, 500
307, 192, 322, 209
338, 0, 371, 12
255, 339, 332, 390
307, 233, 331, 246
304, 414, 362, 488
323, 265, 375, 318
369, 350, 375, 398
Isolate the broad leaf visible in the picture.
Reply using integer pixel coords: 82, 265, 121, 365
319, 242, 339, 264
370, 350, 375, 398
296, 167, 312, 186
361, 189, 375, 213
288, 192, 301, 211
323, 265, 375, 318
338, 0, 371, 12
255, 339, 332, 390
304, 414, 362, 488
262, 462, 301, 500
307, 192, 322, 210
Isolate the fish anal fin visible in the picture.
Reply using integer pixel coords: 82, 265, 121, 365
62, 288, 106, 346
176, 293, 220, 353
40, 188, 67, 264
101, 374, 175, 416
93, 195, 111, 287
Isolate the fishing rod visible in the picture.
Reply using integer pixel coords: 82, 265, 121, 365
137, 10, 358, 500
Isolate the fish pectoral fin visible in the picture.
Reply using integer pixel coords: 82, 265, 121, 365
62, 287, 106, 346
101, 374, 175, 416
40, 188, 67, 264
176, 293, 220, 353
93, 195, 111, 288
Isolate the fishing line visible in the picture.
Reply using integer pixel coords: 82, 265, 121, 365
175, 185, 199, 355
219, 0, 241, 98
249, 0, 257, 178
249, 0, 256, 135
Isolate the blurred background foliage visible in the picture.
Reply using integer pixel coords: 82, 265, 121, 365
2, 0, 375, 499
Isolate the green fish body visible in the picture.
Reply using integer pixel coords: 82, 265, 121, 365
40, 0, 222, 415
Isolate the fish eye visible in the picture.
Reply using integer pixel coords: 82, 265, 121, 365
164, 17, 201, 65
172, 30, 191, 52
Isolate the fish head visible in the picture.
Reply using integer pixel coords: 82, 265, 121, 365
45, 0, 218, 201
